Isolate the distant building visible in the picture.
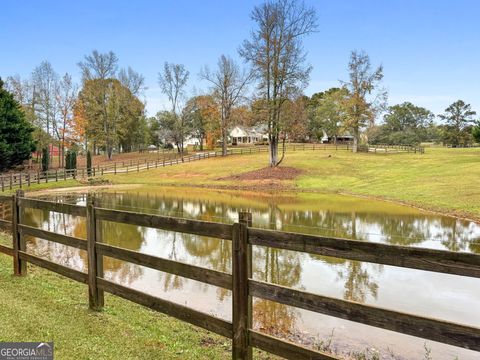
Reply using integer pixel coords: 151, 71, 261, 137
229, 125, 268, 145
184, 136, 202, 147
320, 130, 354, 144
32, 144, 63, 158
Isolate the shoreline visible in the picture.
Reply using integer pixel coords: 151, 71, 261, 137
29, 181, 480, 224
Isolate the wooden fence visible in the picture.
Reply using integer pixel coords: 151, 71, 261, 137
359, 144, 425, 154
0, 144, 423, 192
1, 191, 475, 360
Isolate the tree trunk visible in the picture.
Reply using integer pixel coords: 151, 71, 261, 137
61, 143, 65, 168
107, 142, 113, 160
58, 145, 61, 169
352, 127, 359, 153
222, 120, 227, 156
269, 136, 278, 167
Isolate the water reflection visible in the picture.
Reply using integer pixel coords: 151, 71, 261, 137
11, 187, 480, 359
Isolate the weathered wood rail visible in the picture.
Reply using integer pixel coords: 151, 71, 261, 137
0, 143, 422, 192
0, 191, 476, 360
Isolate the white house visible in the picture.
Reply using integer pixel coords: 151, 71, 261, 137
184, 136, 202, 147
320, 130, 354, 144
229, 126, 268, 145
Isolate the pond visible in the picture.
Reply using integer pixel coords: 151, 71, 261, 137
18, 187, 480, 359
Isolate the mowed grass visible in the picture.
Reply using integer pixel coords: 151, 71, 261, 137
0, 240, 230, 360
106, 147, 480, 220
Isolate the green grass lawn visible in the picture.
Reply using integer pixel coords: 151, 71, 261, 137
105, 147, 480, 221
1, 148, 475, 359
0, 239, 234, 360
1, 179, 82, 195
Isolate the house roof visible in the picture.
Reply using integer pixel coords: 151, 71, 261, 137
229, 125, 267, 137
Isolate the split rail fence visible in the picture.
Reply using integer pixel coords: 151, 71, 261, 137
1, 190, 473, 360
0, 144, 424, 192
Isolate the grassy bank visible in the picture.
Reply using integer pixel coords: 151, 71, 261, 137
8, 147, 479, 220
0, 179, 81, 195
0, 236, 234, 359
104, 147, 480, 221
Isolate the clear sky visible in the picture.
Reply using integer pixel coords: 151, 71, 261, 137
1, 0, 479, 119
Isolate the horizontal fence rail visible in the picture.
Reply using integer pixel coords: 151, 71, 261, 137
250, 280, 480, 352
96, 242, 232, 290
0, 191, 476, 360
95, 207, 233, 240
249, 228, 480, 278
0, 143, 424, 192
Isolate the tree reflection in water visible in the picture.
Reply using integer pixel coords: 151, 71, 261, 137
252, 246, 302, 335
182, 233, 232, 300
20, 189, 480, 350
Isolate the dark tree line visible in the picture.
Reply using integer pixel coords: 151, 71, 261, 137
0, 78, 35, 171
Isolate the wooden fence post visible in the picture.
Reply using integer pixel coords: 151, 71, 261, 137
27, 173, 30, 187
13, 190, 26, 276
1, 176, 4, 192
238, 212, 253, 359
87, 195, 104, 310
232, 212, 252, 360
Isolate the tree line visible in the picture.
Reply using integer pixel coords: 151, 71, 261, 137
1, 0, 480, 171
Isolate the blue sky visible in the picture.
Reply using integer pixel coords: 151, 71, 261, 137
1, 0, 479, 119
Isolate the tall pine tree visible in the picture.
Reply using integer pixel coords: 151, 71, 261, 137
0, 78, 36, 171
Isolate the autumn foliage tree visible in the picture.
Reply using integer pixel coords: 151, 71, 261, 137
184, 95, 219, 150
75, 78, 145, 158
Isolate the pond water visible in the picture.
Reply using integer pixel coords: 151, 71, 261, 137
16, 187, 480, 359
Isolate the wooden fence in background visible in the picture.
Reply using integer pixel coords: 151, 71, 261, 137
358, 144, 425, 154
1, 189, 472, 360
0, 144, 424, 192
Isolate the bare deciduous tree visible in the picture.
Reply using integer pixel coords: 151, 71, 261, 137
78, 50, 118, 82
158, 62, 189, 153
32, 61, 59, 139
200, 55, 252, 155
119, 67, 146, 96
55, 73, 78, 167
341, 50, 387, 152
240, 0, 318, 166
